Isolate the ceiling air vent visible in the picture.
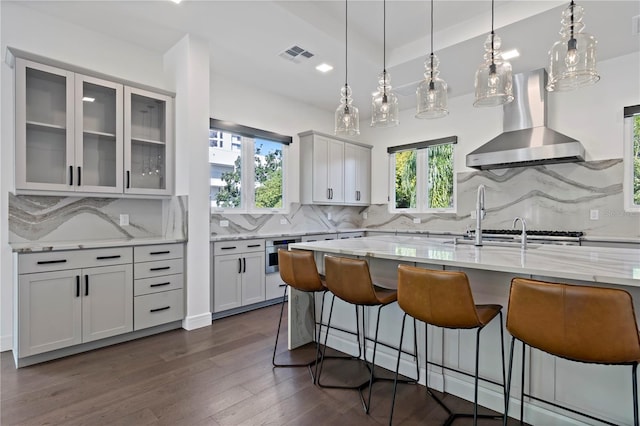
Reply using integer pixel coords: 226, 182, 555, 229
279, 45, 314, 63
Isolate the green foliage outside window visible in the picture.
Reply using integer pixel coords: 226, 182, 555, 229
215, 156, 242, 208
254, 146, 283, 209
428, 144, 454, 209
394, 144, 454, 210
395, 150, 416, 208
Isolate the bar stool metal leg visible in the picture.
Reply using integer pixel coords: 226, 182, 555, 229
633, 362, 638, 426
272, 285, 319, 382
504, 336, 517, 426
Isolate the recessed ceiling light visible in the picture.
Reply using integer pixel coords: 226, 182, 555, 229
502, 49, 520, 60
82, 96, 95, 102
170, 0, 182, 4
315, 63, 333, 73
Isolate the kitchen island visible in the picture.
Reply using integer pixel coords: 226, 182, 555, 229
289, 235, 640, 425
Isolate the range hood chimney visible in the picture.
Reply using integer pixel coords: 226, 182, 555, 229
466, 69, 585, 170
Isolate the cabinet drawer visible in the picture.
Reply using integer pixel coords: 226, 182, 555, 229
134, 258, 183, 279
134, 289, 183, 330
134, 273, 183, 296
213, 239, 264, 256
19, 247, 132, 274
134, 244, 183, 263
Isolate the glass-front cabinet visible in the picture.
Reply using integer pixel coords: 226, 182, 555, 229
14, 57, 173, 196
15, 59, 74, 191
124, 87, 173, 196
75, 75, 123, 193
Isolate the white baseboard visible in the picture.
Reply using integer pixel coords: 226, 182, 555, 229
182, 312, 212, 330
0, 334, 13, 352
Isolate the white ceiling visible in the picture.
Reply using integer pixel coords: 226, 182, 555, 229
16, 1, 640, 117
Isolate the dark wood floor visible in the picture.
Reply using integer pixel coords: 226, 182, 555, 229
1, 304, 521, 425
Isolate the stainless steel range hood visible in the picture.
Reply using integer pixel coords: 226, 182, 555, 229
466, 69, 585, 170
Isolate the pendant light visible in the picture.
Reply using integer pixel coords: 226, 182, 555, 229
473, 0, 513, 107
416, 0, 448, 119
335, 0, 360, 136
547, 1, 599, 92
371, 0, 399, 127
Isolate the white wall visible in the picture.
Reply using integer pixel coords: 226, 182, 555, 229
209, 73, 334, 205
359, 52, 640, 204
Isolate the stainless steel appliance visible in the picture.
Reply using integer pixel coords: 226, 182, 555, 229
265, 237, 301, 274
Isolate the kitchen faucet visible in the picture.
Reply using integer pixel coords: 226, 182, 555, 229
513, 217, 527, 250
475, 184, 485, 246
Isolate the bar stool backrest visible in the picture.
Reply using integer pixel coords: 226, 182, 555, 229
324, 256, 381, 306
397, 265, 483, 329
278, 249, 325, 293
507, 278, 640, 364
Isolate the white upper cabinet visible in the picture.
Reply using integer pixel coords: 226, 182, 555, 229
75, 74, 124, 194
15, 59, 75, 192
14, 57, 173, 197
299, 130, 371, 206
124, 87, 173, 196
344, 143, 371, 205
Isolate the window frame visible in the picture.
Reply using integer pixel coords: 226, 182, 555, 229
623, 105, 640, 212
209, 119, 291, 214
388, 136, 457, 214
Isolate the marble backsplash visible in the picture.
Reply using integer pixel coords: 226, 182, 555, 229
8, 194, 187, 243
210, 203, 366, 237
9, 160, 636, 243
363, 159, 640, 238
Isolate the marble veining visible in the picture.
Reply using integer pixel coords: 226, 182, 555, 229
364, 159, 639, 237
290, 235, 640, 287
9, 194, 187, 243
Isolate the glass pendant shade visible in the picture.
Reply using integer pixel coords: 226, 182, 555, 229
416, 54, 448, 119
335, 84, 360, 136
371, 71, 399, 127
474, 33, 514, 107
547, 2, 599, 91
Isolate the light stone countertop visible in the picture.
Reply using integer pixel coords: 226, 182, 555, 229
290, 235, 640, 288
10, 237, 187, 253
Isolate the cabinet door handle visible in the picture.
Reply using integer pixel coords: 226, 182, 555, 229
37, 259, 67, 265
150, 266, 170, 271
150, 306, 170, 313
221, 246, 236, 250
247, 244, 261, 248
243, 257, 246, 273
238, 258, 242, 274
149, 251, 170, 255
84, 275, 89, 296
331, 188, 334, 199
126, 171, 131, 189
327, 188, 330, 200
278, 284, 287, 288
150, 282, 171, 288
96, 255, 121, 260
76, 275, 80, 298
69, 166, 74, 186
77, 166, 82, 186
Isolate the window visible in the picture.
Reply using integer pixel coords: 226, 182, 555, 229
209, 119, 290, 212
624, 105, 640, 211
389, 136, 456, 212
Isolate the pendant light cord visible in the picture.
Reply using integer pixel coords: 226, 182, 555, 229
570, 0, 575, 40
383, 0, 386, 74
490, 0, 495, 65
344, 0, 348, 88
429, 0, 434, 81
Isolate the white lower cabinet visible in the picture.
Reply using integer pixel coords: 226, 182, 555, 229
16, 243, 185, 362
213, 239, 265, 313
133, 244, 184, 330
17, 248, 133, 357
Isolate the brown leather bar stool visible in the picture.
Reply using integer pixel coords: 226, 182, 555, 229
318, 255, 418, 413
390, 265, 506, 426
505, 278, 640, 426
272, 249, 327, 381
